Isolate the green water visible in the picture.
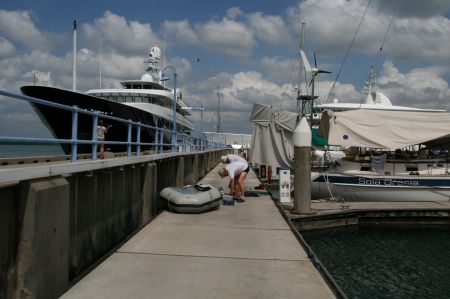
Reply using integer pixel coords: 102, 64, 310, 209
301, 225, 450, 299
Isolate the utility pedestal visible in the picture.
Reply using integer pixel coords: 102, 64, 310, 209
293, 117, 312, 214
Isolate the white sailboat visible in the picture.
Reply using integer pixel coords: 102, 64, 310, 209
312, 109, 450, 202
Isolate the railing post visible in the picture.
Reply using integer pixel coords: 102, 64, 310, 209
172, 131, 177, 153
159, 129, 164, 154
190, 136, 194, 152
71, 105, 78, 162
91, 113, 98, 160
136, 122, 141, 157
182, 133, 186, 152
127, 119, 132, 157
154, 128, 159, 153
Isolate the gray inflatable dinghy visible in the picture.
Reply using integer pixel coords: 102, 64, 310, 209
160, 184, 222, 213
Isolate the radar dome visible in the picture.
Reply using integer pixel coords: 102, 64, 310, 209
375, 92, 392, 105
141, 73, 154, 82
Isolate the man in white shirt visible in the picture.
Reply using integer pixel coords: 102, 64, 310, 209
218, 161, 249, 203
220, 154, 247, 164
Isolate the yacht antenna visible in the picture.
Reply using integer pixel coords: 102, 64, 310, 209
216, 85, 221, 133
99, 33, 102, 89
72, 20, 77, 92
162, 46, 166, 88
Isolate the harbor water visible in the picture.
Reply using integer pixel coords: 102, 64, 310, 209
0, 144, 64, 158
267, 185, 450, 298
301, 225, 450, 299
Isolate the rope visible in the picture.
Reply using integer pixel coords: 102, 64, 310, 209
322, 171, 346, 203
375, 5, 397, 72
326, 0, 373, 104
279, 51, 300, 109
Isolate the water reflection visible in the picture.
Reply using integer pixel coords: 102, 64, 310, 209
301, 225, 450, 299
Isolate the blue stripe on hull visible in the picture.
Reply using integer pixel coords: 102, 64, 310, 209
314, 174, 450, 188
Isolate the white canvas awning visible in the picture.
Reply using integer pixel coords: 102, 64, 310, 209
249, 103, 297, 169
318, 109, 450, 149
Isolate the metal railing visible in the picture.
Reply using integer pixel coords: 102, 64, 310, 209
0, 89, 227, 162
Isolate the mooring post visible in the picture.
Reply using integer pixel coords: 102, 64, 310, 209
294, 117, 311, 213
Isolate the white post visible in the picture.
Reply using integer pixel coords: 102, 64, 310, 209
72, 20, 77, 92
293, 117, 312, 213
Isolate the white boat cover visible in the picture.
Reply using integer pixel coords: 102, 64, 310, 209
249, 103, 296, 169
318, 109, 450, 149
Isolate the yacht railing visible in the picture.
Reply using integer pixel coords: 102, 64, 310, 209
0, 89, 227, 162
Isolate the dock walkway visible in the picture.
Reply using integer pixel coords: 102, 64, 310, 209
62, 164, 335, 299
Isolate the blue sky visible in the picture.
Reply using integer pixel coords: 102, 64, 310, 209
1, 0, 450, 139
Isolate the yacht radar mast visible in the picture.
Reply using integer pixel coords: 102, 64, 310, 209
142, 47, 161, 82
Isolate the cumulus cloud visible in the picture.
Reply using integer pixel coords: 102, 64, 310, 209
81, 11, 162, 56
226, 7, 244, 19
378, 60, 450, 109
162, 19, 199, 45
162, 17, 257, 58
23, 70, 53, 86
197, 18, 255, 58
373, 0, 450, 18
261, 56, 301, 83
287, 0, 450, 60
0, 5, 449, 138
0, 10, 61, 51
247, 12, 289, 45
388, 16, 450, 60
160, 56, 192, 88
184, 70, 297, 132
0, 36, 15, 59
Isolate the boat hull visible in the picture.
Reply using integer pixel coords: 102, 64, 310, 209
312, 172, 450, 202
160, 185, 222, 213
21, 86, 166, 154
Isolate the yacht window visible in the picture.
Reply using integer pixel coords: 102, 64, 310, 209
134, 96, 142, 102
405, 165, 418, 172
125, 96, 133, 102
117, 96, 124, 103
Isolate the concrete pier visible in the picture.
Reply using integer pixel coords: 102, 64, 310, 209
61, 164, 335, 299
0, 150, 227, 299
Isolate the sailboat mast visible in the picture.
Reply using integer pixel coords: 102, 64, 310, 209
297, 22, 306, 117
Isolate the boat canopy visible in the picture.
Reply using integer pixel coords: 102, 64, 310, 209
249, 103, 296, 169
317, 109, 450, 149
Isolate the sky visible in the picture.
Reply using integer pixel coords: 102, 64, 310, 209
1, 0, 450, 139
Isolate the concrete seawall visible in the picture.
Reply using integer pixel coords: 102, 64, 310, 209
0, 150, 227, 299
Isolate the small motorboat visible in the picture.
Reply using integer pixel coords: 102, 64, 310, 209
160, 184, 222, 213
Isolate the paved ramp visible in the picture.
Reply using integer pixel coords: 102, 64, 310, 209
62, 164, 335, 299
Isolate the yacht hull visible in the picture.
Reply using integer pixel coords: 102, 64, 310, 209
312, 172, 450, 202
21, 86, 163, 154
